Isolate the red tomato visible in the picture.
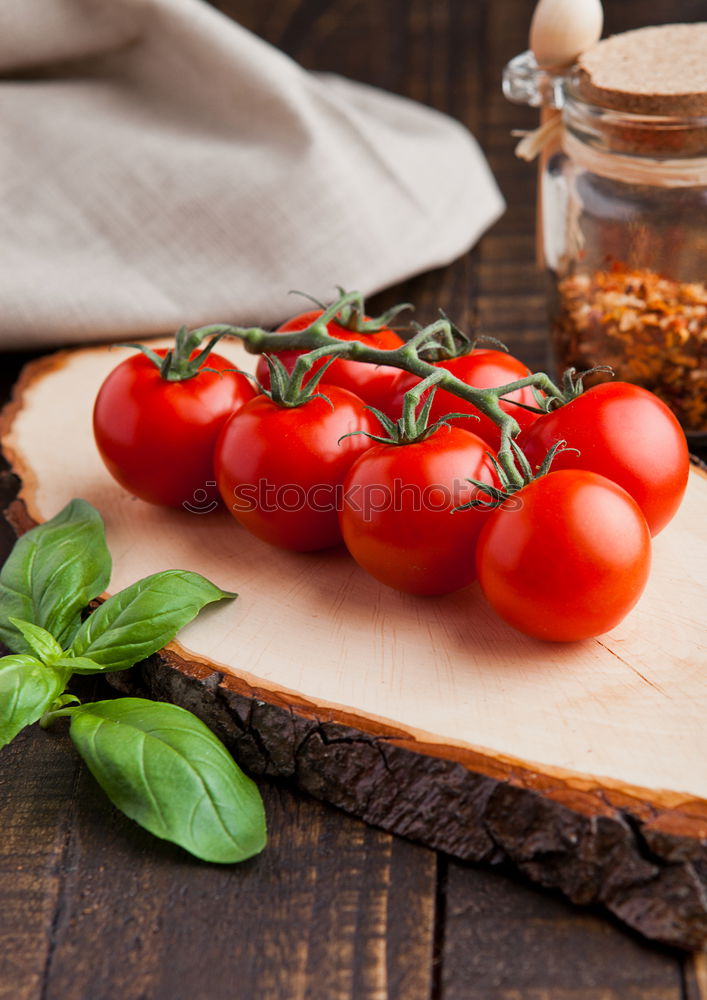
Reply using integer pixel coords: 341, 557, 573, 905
255, 309, 404, 411
385, 350, 540, 447
475, 470, 652, 642
339, 427, 498, 595
214, 385, 378, 551
93, 350, 257, 509
518, 381, 689, 536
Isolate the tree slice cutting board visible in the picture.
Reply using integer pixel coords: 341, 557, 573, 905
2, 341, 707, 951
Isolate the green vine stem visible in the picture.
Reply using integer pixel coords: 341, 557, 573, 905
198, 291, 564, 488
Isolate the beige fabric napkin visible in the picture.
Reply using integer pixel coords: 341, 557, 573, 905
0, 0, 504, 349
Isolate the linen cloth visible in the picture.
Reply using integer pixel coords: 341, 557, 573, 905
0, 0, 504, 348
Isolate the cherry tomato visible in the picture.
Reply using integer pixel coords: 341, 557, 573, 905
339, 427, 498, 595
255, 309, 405, 412
475, 470, 652, 642
214, 385, 378, 551
93, 350, 257, 508
385, 350, 540, 447
518, 381, 689, 535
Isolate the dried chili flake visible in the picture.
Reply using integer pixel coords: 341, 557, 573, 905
553, 265, 707, 434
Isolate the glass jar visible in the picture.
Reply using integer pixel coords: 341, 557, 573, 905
504, 49, 707, 441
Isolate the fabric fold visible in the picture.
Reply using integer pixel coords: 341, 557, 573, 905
0, 0, 504, 348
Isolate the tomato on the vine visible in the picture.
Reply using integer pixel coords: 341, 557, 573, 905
255, 309, 405, 411
475, 469, 652, 642
339, 426, 498, 595
385, 349, 540, 447
93, 348, 257, 509
214, 385, 378, 551
518, 381, 689, 535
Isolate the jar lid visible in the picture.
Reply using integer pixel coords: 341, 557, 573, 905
577, 24, 707, 117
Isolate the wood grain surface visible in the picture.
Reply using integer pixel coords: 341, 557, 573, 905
2, 0, 707, 997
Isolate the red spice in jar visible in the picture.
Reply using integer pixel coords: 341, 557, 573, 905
553, 263, 707, 433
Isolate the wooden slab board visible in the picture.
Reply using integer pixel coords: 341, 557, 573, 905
2, 340, 707, 951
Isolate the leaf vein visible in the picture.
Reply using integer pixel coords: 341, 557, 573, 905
138, 735, 167, 832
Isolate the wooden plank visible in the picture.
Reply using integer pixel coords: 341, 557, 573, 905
220, 0, 487, 119
685, 954, 707, 1000
36, 753, 436, 1000
476, 0, 550, 373
602, 1, 707, 34
439, 861, 684, 1000
0, 727, 82, 1000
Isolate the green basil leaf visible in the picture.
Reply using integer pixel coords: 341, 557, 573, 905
69, 698, 267, 863
67, 571, 235, 673
53, 655, 107, 676
8, 618, 63, 664
0, 654, 65, 748
0, 499, 111, 654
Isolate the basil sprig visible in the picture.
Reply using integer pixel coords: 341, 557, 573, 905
0, 500, 266, 864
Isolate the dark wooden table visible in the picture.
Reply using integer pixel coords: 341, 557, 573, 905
2, 2, 706, 997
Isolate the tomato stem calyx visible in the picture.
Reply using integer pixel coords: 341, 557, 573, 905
124, 325, 235, 382
260, 352, 338, 409
544, 366, 615, 410
368, 374, 482, 446
457, 439, 575, 510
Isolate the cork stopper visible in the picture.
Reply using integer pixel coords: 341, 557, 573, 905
577, 24, 707, 117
